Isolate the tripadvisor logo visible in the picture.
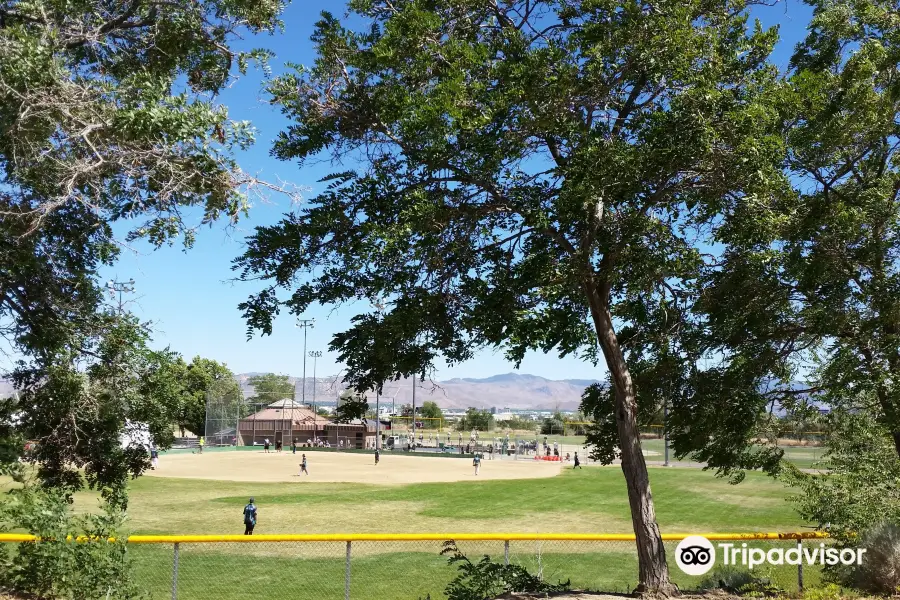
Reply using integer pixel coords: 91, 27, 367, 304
676, 536, 716, 576
675, 535, 866, 576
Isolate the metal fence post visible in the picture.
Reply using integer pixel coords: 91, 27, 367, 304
504, 540, 510, 566
797, 540, 804, 591
345, 541, 352, 600
171, 542, 180, 600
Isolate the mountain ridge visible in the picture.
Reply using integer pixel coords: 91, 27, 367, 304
237, 371, 602, 411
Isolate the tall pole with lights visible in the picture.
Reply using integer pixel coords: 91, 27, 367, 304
106, 278, 135, 314
296, 319, 315, 446
309, 350, 321, 441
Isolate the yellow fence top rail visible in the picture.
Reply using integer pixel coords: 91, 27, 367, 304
0, 532, 829, 544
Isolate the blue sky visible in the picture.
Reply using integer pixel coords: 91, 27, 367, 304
89, 0, 815, 381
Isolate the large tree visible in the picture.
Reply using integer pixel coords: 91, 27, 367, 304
177, 356, 243, 437
673, 0, 900, 479
246, 373, 295, 407
0, 0, 290, 503
235, 0, 785, 590
8, 314, 183, 507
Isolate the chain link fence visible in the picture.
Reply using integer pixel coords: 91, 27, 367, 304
0, 533, 829, 600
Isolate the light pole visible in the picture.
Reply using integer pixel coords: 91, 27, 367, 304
411, 373, 416, 450
106, 278, 135, 314
296, 318, 315, 446
663, 397, 670, 466
309, 350, 321, 442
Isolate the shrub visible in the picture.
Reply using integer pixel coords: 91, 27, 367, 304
697, 565, 782, 596
801, 583, 845, 600
0, 486, 141, 599
846, 521, 900, 594
418, 540, 570, 600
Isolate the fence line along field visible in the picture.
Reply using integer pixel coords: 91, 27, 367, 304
145, 449, 561, 484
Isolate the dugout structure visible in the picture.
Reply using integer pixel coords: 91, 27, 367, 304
204, 378, 244, 448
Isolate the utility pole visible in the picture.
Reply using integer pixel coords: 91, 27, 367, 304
309, 350, 321, 442
411, 374, 416, 450
106, 278, 135, 314
663, 397, 670, 467
296, 318, 315, 447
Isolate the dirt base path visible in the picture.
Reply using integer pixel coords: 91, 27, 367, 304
146, 450, 562, 484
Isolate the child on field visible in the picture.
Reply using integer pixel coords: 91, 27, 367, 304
573, 452, 582, 469
299, 454, 309, 476
473, 453, 481, 476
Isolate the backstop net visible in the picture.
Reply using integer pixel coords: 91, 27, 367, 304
204, 378, 245, 448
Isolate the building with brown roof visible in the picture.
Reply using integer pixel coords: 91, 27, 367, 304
238, 400, 330, 447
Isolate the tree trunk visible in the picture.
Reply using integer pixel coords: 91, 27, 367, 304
890, 430, 900, 460
585, 282, 677, 596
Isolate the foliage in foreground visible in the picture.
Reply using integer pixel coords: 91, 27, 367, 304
782, 411, 900, 543
0, 487, 139, 600
844, 522, 900, 594
419, 541, 569, 600
0, 0, 290, 509
697, 565, 782, 597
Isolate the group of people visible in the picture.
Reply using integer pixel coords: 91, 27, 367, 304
262, 438, 284, 453
261, 437, 360, 451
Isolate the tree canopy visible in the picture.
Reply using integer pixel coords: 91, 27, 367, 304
0, 0, 291, 506
234, 0, 785, 590
420, 401, 443, 421
176, 357, 243, 437
246, 373, 296, 406
458, 409, 495, 433
670, 0, 900, 481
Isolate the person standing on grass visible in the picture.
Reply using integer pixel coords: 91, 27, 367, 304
573, 452, 582, 469
299, 454, 309, 476
375, 448, 380, 465
243, 498, 257, 535
150, 447, 159, 470
473, 452, 481, 476
198, 436, 205, 454
292, 438, 297, 454
264, 438, 270, 453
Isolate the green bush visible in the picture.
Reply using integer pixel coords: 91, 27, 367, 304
846, 521, 900, 594
697, 565, 782, 596
418, 540, 570, 600
0, 486, 141, 599
801, 583, 845, 600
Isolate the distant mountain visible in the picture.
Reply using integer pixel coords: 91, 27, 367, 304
237, 371, 602, 411
0, 370, 817, 414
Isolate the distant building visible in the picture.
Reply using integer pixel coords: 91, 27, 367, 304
238, 399, 329, 446
324, 420, 378, 449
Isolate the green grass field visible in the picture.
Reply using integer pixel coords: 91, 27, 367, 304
105, 463, 819, 599
118, 466, 805, 535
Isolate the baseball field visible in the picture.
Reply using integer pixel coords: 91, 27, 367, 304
86, 448, 819, 599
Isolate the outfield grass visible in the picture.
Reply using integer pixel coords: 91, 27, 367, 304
84, 459, 816, 598
114, 465, 806, 536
